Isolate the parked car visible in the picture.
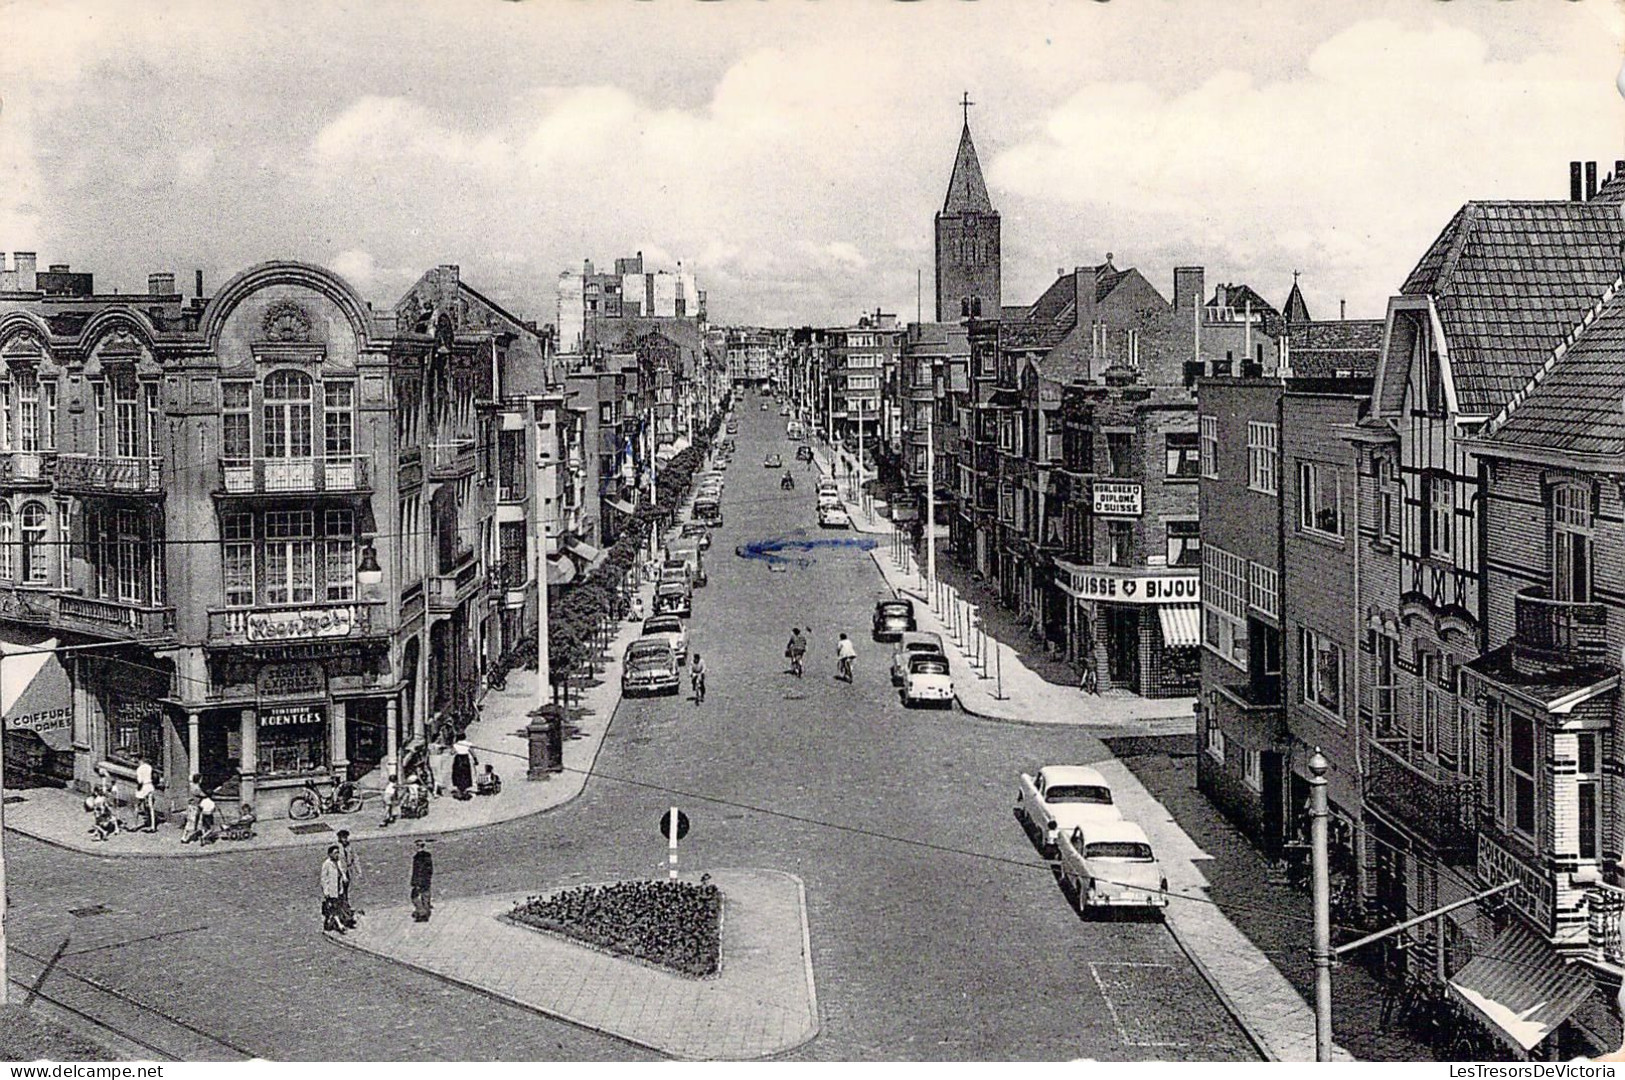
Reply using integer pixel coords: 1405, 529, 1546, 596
780, 405, 791, 417
872, 598, 916, 641
679, 522, 712, 550
818, 505, 851, 529
655, 579, 693, 618
1056, 820, 1169, 916
902, 653, 953, 708
1015, 765, 1122, 858
622, 638, 680, 696
763, 453, 783, 468
666, 538, 707, 587
641, 614, 689, 665
693, 497, 723, 527
796, 445, 814, 462
891, 630, 945, 684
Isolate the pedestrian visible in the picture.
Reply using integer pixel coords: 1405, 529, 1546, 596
380, 775, 399, 828
188, 773, 206, 802
321, 845, 348, 933
474, 764, 501, 796
336, 829, 361, 923
630, 593, 645, 622
179, 797, 202, 843
135, 774, 158, 833
410, 840, 434, 923
91, 797, 120, 842
450, 737, 476, 800
198, 792, 218, 844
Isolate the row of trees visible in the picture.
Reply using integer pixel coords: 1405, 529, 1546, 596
488, 408, 726, 707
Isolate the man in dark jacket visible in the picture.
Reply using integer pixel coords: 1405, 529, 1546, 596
411, 840, 433, 922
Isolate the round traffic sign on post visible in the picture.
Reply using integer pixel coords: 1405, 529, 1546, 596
660, 809, 690, 841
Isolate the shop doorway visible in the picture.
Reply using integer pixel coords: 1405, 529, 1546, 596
1106, 607, 1140, 690
198, 717, 239, 794
345, 699, 386, 781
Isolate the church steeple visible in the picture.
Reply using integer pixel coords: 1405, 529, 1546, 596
934, 94, 1000, 322
1284, 271, 1311, 325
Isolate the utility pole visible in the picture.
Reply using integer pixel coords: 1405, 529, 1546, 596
926, 393, 937, 598
1309, 751, 1332, 1061
534, 399, 554, 705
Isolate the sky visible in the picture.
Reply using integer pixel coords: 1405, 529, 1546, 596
1, 0, 1622, 329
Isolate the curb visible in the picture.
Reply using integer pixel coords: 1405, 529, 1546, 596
1160, 912, 1280, 1062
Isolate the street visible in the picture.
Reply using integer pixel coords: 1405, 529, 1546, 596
5, 400, 1252, 1061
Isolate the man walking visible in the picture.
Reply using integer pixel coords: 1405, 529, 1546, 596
410, 840, 434, 923
321, 845, 348, 934
336, 829, 361, 924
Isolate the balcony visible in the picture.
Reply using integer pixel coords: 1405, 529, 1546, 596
1364, 739, 1478, 864
0, 452, 55, 488
1587, 882, 1625, 969
428, 550, 483, 614
1514, 586, 1609, 670
217, 457, 372, 497
55, 594, 175, 640
56, 455, 162, 496
428, 439, 478, 480
208, 601, 385, 648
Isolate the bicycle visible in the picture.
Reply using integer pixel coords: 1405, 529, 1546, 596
692, 669, 707, 704
837, 655, 854, 682
788, 651, 804, 678
288, 778, 365, 821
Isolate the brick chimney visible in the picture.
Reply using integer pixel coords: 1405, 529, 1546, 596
0, 256, 15, 294
148, 272, 176, 296
1173, 266, 1204, 310
1587, 161, 1599, 201
1572, 161, 1585, 202
1074, 265, 1101, 371
196, 269, 205, 298
15, 252, 36, 292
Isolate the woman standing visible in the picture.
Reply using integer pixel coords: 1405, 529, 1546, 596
450, 737, 477, 800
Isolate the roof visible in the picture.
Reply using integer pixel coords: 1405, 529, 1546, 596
1286, 319, 1384, 377
1209, 283, 1286, 339
1485, 278, 1625, 456
942, 124, 994, 215
1399, 201, 1625, 415
1040, 765, 1109, 787
1283, 280, 1311, 325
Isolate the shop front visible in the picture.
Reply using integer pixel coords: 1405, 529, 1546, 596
1, 639, 74, 788
1055, 561, 1200, 698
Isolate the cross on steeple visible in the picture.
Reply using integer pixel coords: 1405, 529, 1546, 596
1293, 269, 1301, 285
960, 91, 974, 128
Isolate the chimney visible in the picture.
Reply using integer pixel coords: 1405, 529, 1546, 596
47, 264, 68, 273
1617, 160, 1625, 183
1340, 299, 1347, 321
1173, 266, 1205, 310
1572, 161, 1585, 202
148, 272, 176, 296
1215, 283, 1229, 310
196, 269, 204, 298
0, 256, 15, 294
15, 252, 36, 292
1587, 161, 1599, 201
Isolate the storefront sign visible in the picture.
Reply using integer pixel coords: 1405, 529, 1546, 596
259, 705, 326, 729
13, 705, 70, 732
114, 698, 162, 724
1092, 481, 1143, 517
257, 662, 327, 700
245, 606, 356, 642
1062, 566, 1199, 604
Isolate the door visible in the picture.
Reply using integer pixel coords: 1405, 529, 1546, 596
1107, 606, 1140, 690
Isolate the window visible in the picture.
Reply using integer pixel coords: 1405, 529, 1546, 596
1166, 520, 1200, 567
1373, 634, 1399, 740
264, 510, 316, 605
324, 382, 355, 461
1553, 484, 1592, 603
144, 382, 159, 461
57, 500, 70, 589
1506, 710, 1536, 838
42, 380, 56, 451
323, 509, 355, 601
500, 520, 527, 589
1299, 461, 1343, 537
1247, 563, 1278, 619
1107, 432, 1133, 477
1576, 732, 1601, 860
114, 509, 151, 604
222, 514, 254, 608
1247, 422, 1278, 494
1108, 521, 1133, 567
1202, 543, 1248, 669
1378, 458, 1400, 541
599, 402, 616, 425
1416, 652, 1447, 758
263, 370, 313, 460
1127, 329, 1141, 369
92, 382, 106, 455
1242, 748, 1263, 793
15, 369, 37, 452
221, 382, 252, 463
1165, 432, 1199, 478
1200, 415, 1218, 478
1426, 475, 1454, 558
397, 377, 421, 449
1205, 710, 1226, 763
1421, 349, 1445, 417
1300, 626, 1343, 720
0, 503, 12, 579
18, 501, 47, 584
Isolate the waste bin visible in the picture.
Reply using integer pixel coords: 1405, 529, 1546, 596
527, 705, 566, 780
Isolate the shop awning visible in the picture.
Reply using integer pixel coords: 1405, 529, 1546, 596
546, 555, 576, 586
1448, 920, 1594, 1051
1157, 604, 1201, 648
606, 497, 637, 516
563, 537, 606, 572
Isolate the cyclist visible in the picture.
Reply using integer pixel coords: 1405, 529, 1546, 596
836, 632, 857, 682
785, 627, 807, 677
781, 472, 795, 491
691, 653, 707, 704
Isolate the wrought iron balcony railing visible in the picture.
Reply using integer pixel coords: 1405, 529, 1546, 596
1364, 738, 1478, 864
218, 456, 371, 496
55, 455, 162, 495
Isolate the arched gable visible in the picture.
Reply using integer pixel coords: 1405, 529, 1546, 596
80, 306, 162, 354
199, 260, 376, 352
0, 311, 52, 351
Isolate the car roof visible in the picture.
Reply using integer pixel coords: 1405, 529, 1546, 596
1041, 765, 1111, 787
629, 637, 673, 652
908, 654, 949, 670
898, 631, 944, 649
643, 616, 680, 628
1074, 820, 1151, 846
875, 598, 913, 610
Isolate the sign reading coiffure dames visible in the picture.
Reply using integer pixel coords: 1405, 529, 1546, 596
1092, 481, 1143, 518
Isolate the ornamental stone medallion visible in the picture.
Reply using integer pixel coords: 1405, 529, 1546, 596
261, 299, 314, 343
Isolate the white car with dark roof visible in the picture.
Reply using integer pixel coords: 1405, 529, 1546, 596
1015, 765, 1123, 858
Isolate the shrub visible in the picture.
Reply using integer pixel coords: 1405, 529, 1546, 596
508, 880, 721, 978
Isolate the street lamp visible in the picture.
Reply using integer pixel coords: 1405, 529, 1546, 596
356, 545, 383, 588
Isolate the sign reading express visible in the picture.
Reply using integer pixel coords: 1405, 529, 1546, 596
1067, 569, 1199, 604
1092, 481, 1142, 517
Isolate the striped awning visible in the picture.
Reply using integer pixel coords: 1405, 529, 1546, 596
563, 537, 604, 569
1448, 920, 1594, 1052
546, 555, 576, 586
1156, 604, 1201, 648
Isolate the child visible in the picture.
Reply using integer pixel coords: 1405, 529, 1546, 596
380, 776, 399, 828
474, 764, 502, 796
180, 798, 202, 843
91, 798, 120, 842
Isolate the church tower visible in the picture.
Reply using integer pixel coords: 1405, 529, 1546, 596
935, 97, 1001, 322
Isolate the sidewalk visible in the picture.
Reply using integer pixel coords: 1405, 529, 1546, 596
3, 582, 657, 859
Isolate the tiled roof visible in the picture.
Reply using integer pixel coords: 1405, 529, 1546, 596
1399, 201, 1625, 415
1286, 319, 1384, 377
942, 124, 994, 215
1000, 305, 1031, 321
1485, 279, 1625, 456
1209, 283, 1286, 339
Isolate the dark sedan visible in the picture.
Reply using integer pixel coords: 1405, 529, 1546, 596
872, 598, 917, 641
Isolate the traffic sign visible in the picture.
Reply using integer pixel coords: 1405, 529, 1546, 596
660, 808, 690, 841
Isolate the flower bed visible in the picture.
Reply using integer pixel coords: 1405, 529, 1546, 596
508, 880, 722, 978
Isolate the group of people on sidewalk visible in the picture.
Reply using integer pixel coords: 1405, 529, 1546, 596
380, 737, 503, 828
321, 833, 435, 933
82, 760, 251, 845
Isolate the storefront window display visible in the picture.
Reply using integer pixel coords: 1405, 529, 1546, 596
108, 696, 164, 782
258, 705, 328, 778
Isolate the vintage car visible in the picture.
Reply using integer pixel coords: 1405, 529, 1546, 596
1015, 765, 1123, 858
641, 614, 689, 666
622, 638, 680, 696
666, 538, 707, 587
891, 631, 946, 683
763, 453, 783, 468
902, 653, 953, 708
679, 522, 712, 550
693, 497, 723, 527
796, 445, 815, 462
816, 481, 841, 509
818, 505, 851, 529
872, 598, 917, 641
1056, 820, 1169, 915
654, 579, 693, 618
